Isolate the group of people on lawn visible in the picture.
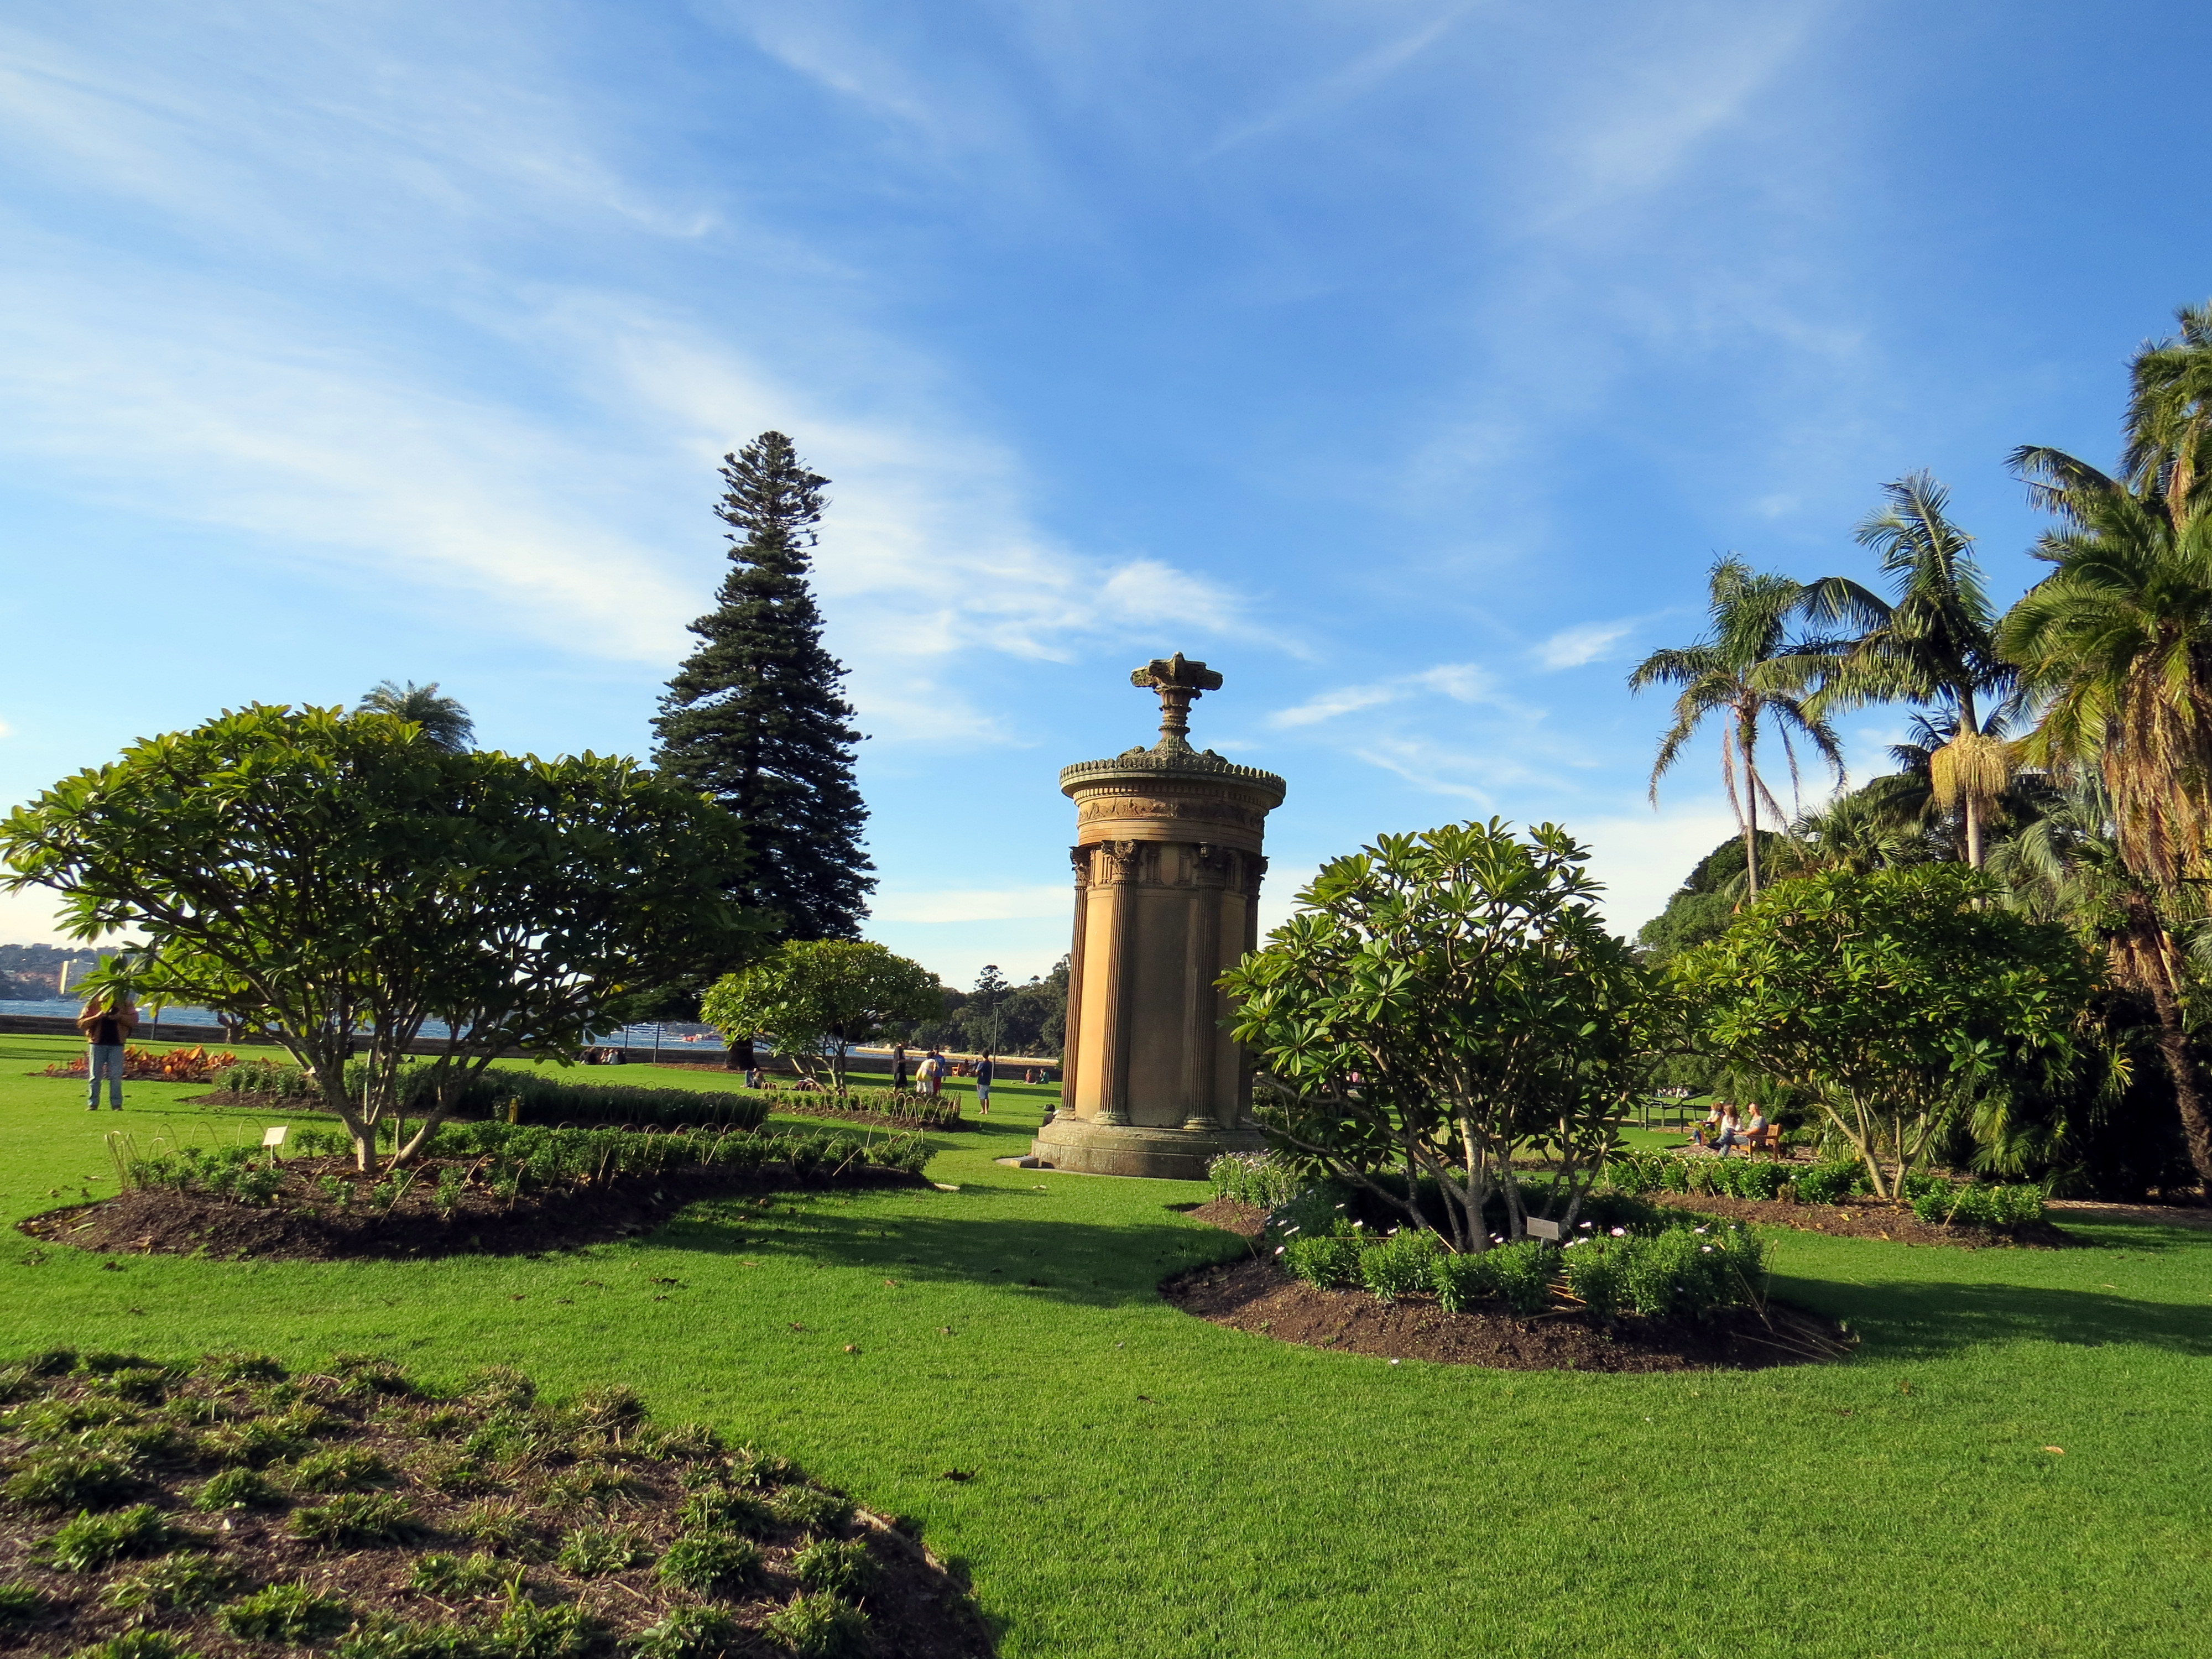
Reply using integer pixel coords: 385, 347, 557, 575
1693, 1099, 1771, 1156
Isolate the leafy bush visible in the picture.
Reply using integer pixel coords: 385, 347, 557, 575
46, 1505, 172, 1571
1788, 1162, 1863, 1204
790, 1538, 873, 1598
290, 1491, 418, 1547
675, 1488, 773, 1537
486, 1598, 593, 1658
1359, 1229, 1442, 1302
1282, 1233, 1367, 1290
630, 1605, 742, 1659
102, 1552, 246, 1614
6, 1449, 135, 1511
555, 1524, 647, 1575
1708, 1159, 1791, 1201
1428, 1240, 1554, 1315
222, 1058, 773, 1133
291, 1448, 393, 1491
768, 1485, 853, 1535
656, 1533, 765, 1597
1206, 1151, 1307, 1209
1560, 1238, 1632, 1317
1610, 1224, 1765, 1319
190, 1469, 278, 1514
1910, 1181, 2046, 1227
761, 1593, 870, 1659
217, 1582, 354, 1642
408, 1551, 515, 1598
452, 1499, 539, 1554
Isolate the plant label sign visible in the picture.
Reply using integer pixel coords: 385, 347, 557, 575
1524, 1217, 1562, 1241
261, 1126, 289, 1148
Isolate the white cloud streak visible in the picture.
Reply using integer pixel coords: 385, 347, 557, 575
1536, 620, 1636, 669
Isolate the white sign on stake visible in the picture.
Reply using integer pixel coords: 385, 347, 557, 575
1524, 1216, 1561, 1241
261, 1126, 289, 1149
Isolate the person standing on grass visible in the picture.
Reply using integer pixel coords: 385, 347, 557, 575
76, 989, 138, 1112
919, 1048, 943, 1098
974, 1052, 994, 1117
893, 1043, 909, 1093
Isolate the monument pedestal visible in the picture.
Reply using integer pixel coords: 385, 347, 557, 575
1028, 655, 1286, 1181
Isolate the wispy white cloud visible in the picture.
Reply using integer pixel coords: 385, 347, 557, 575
1267, 661, 1526, 729
1203, 4, 1478, 157
1536, 619, 1636, 670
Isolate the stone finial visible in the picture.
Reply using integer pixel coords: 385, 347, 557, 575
1130, 653, 1223, 752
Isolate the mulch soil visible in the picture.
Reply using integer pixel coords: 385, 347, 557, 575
18, 1158, 923, 1264
1642, 1190, 2083, 1248
1166, 1199, 1852, 1373
0, 1353, 991, 1658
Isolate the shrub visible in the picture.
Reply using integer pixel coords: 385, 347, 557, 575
6, 1449, 135, 1511
1283, 1233, 1367, 1290
1910, 1181, 2046, 1227
1428, 1240, 1555, 1315
1710, 1159, 1790, 1201
555, 1524, 646, 1575
1359, 1229, 1442, 1303
291, 1448, 393, 1492
1206, 1151, 1307, 1209
217, 1582, 354, 1642
1615, 1224, 1765, 1319
761, 1593, 870, 1659
676, 1488, 773, 1537
46, 1505, 172, 1572
102, 1551, 245, 1613
723, 1447, 799, 1490
1601, 1151, 1670, 1196
791, 1538, 874, 1598
69, 1633, 201, 1659
487, 1598, 592, 1658
1788, 1162, 1863, 1204
630, 1605, 742, 1659
769, 1485, 854, 1535
1560, 1239, 1632, 1317
452, 1499, 538, 1554
290, 1491, 418, 1546
331, 1620, 478, 1659
408, 1551, 515, 1598
191, 1467, 279, 1511
656, 1533, 765, 1597
0, 1582, 44, 1622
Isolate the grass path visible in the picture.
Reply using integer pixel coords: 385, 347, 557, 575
4, 1034, 2209, 1657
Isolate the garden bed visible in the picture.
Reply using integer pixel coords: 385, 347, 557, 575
1170, 1201, 1850, 1373
1644, 1190, 2082, 1248
21, 1121, 930, 1263
0, 1350, 990, 1658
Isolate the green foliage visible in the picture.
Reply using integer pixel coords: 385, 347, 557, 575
0, 1582, 44, 1621
1788, 1161, 1865, 1204
1205, 1151, 1307, 1209
789, 1538, 873, 1598
1910, 1181, 2047, 1227
629, 1604, 743, 1659
1225, 819, 1661, 1250
6, 1448, 135, 1510
652, 430, 873, 945
656, 1533, 765, 1597
1605, 1224, 1766, 1319
221, 1059, 772, 1133
554, 1524, 646, 1575
416, 1118, 930, 1194
289, 1491, 419, 1547
1559, 1236, 1634, 1316
1635, 834, 1783, 963
290, 1447, 392, 1492
1430, 1239, 1556, 1316
70, 1632, 202, 1659
760, 1592, 871, 1659
676, 1487, 774, 1537
216, 1582, 355, 1643
1281, 1233, 1366, 1290
486, 1598, 593, 1658
1359, 1228, 1443, 1302
1674, 865, 2096, 1196
409, 1552, 517, 1598
0, 702, 761, 1171
767, 1485, 853, 1535
703, 940, 943, 1093
452, 1500, 538, 1555
46, 1505, 173, 1571
103, 1551, 246, 1613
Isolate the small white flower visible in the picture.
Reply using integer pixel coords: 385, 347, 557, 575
1274, 1246, 1285, 1255
1578, 1221, 1593, 1229
1282, 1225, 1300, 1235
1693, 1226, 1709, 1234
1610, 1227, 1626, 1237
1699, 1245, 1713, 1254
1389, 1359, 1401, 1365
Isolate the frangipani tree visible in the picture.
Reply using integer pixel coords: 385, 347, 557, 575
1222, 820, 1662, 1251
1671, 865, 2095, 1198
703, 940, 943, 1094
1, 705, 760, 1171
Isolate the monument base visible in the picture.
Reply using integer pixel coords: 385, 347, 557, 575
1028, 1117, 1267, 1181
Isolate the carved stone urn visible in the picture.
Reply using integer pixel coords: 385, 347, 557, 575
1028, 654, 1286, 1180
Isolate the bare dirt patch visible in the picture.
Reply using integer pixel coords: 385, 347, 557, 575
0, 1351, 990, 1658
18, 1157, 924, 1264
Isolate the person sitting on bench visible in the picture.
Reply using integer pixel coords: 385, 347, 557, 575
1712, 1105, 1744, 1156
1694, 1100, 1729, 1148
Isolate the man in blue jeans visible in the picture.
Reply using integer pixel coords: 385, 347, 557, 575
76, 991, 138, 1110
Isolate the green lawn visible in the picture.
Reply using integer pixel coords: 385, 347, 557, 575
6, 1034, 2210, 1657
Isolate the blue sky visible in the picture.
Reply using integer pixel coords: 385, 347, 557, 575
2, 1, 2206, 988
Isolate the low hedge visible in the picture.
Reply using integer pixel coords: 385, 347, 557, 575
218, 1058, 769, 1133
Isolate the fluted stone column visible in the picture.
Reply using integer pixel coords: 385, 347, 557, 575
1030, 655, 1286, 1180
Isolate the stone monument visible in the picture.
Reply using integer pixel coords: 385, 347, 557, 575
1027, 654, 1287, 1180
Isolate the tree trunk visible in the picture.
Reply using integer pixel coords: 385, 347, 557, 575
1740, 714, 1761, 901
726, 1034, 754, 1072
2121, 890, 2212, 1187
1963, 795, 1983, 869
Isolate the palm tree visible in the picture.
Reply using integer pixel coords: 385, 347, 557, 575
1809, 473, 2018, 867
357, 680, 475, 752
1999, 305, 2212, 1185
1629, 556, 1848, 901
